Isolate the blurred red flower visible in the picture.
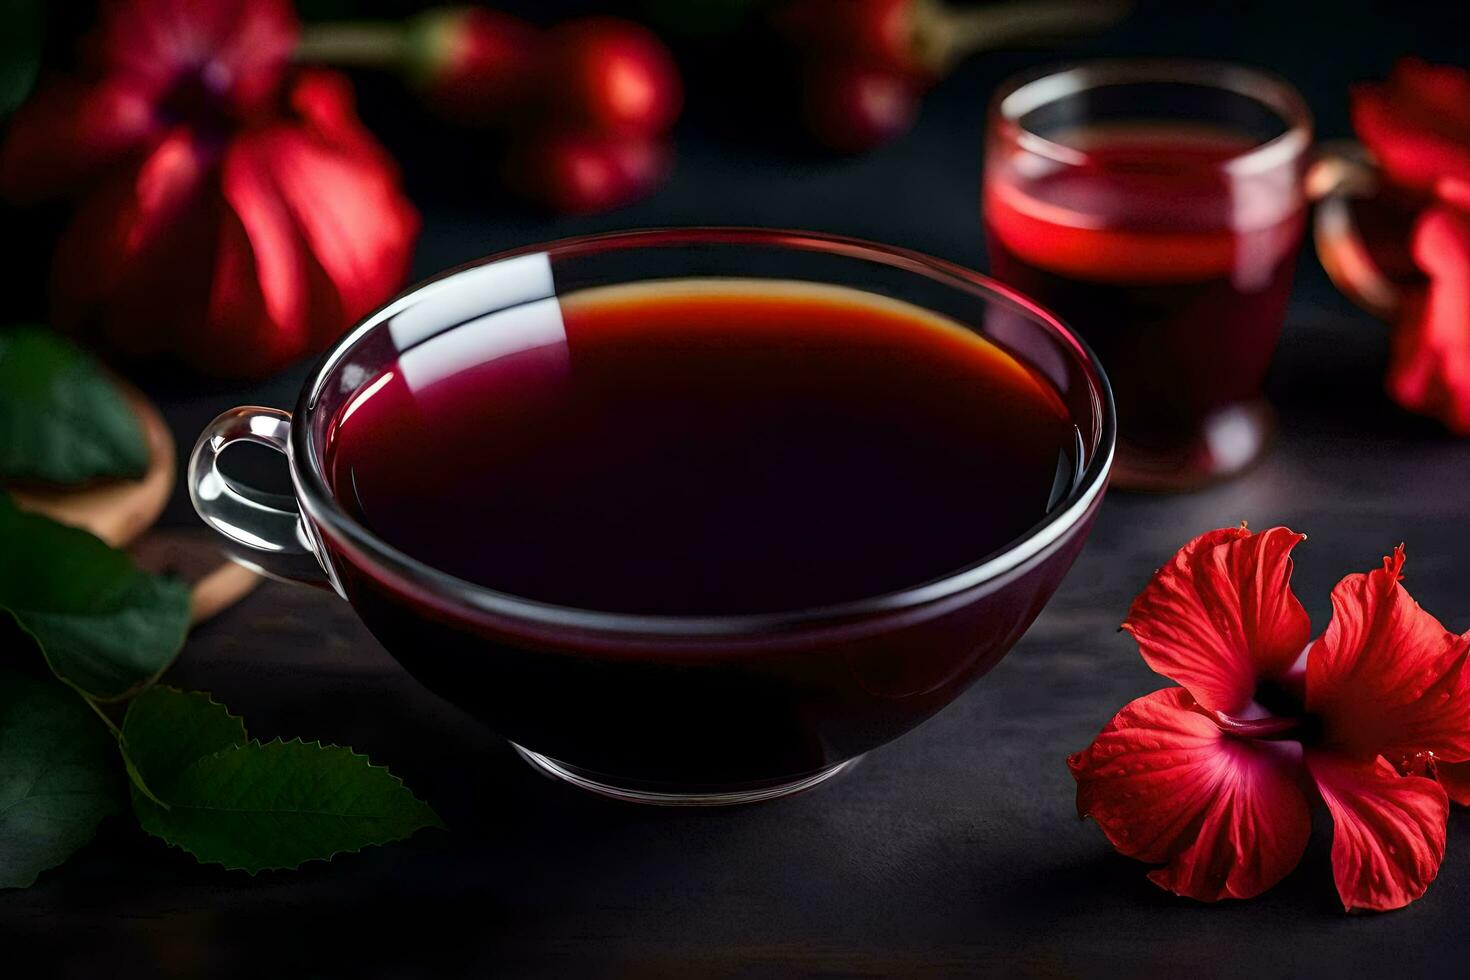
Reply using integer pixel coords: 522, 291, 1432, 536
1069, 526, 1470, 912
0, 0, 418, 378
1352, 59, 1470, 195
1387, 180, 1470, 434
1350, 60, 1470, 433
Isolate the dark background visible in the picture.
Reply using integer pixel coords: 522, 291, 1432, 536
7, 1, 1470, 976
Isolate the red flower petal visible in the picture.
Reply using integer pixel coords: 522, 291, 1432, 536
1385, 202, 1470, 433
50, 127, 304, 378
50, 128, 217, 360
1122, 527, 1311, 715
1306, 752, 1448, 912
244, 71, 419, 347
1351, 58, 1470, 192
1434, 760, 1470, 806
219, 136, 309, 344
1069, 687, 1311, 902
286, 70, 397, 171
0, 77, 158, 203
150, 72, 417, 376
1439, 176, 1470, 213
1389, 59, 1470, 131
190, 202, 310, 377
94, 0, 297, 113
1307, 547, 1470, 763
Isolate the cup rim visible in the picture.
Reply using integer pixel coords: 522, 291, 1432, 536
989, 58, 1314, 178
290, 227, 1116, 637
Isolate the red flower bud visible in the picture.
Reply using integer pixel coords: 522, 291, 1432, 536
409, 7, 541, 126
773, 0, 923, 76
0, 0, 419, 379
799, 61, 919, 152
504, 129, 671, 214
541, 18, 683, 136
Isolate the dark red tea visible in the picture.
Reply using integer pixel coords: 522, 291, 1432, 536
985, 123, 1304, 464
326, 280, 1077, 616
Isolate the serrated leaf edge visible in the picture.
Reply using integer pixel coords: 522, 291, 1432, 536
132, 736, 444, 875
119, 686, 249, 809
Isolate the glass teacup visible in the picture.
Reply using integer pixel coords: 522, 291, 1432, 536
190, 229, 1114, 804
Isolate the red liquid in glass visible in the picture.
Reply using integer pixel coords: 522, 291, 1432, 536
327, 280, 1076, 616
985, 125, 1304, 450
321, 280, 1085, 788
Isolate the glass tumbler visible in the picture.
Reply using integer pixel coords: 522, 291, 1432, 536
984, 60, 1313, 491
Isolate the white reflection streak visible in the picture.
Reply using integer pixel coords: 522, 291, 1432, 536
387, 252, 557, 351
196, 469, 224, 501
338, 370, 396, 427
212, 519, 280, 551
398, 297, 569, 394
248, 414, 282, 438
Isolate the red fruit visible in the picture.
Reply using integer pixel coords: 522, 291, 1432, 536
506, 130, 671, 213
800, 62, 918, 152
410, 7, 541, 126
774, 0, 921, 77
542, 18, 682, 136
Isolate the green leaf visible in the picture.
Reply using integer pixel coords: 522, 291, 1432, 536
133, 741, 444, 874
0, 0, 44, 119
123, 688, 442, 874
120, 687, 246, 805
0, 326, 149, 485
0, 494, 191, 700
0, 667, 122, 889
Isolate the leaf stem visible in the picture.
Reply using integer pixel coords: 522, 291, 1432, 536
84, 695, 121, 739
916, 0, 1134, 72
295, 22, 410, 68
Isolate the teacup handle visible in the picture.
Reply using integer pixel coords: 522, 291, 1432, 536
1307, 139, 1403, 320
188, 406, 335, 590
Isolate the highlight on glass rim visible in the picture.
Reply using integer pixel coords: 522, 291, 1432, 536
2, 0, 1469, 975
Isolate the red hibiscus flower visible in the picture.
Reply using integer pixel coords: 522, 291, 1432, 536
1349, 60, 1470, 433
1069, 526, 1470, 911
0, 0, 419, 378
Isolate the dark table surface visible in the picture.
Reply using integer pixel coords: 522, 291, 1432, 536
7, 1, 1470, 976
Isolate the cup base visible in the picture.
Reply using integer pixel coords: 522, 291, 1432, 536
509, 743, 862, 806
1111, 398, 1275, 492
